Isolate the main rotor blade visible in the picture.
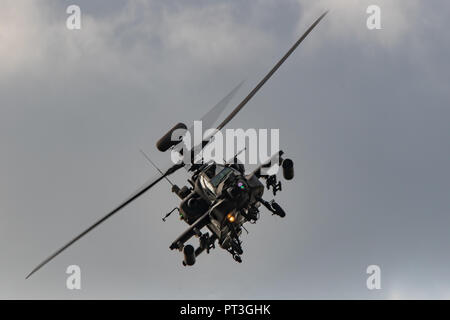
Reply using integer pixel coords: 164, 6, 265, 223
26, 163, 184, 279
180, 81, 244, 167
187, 80, 244, 138
215, 11, 328, 131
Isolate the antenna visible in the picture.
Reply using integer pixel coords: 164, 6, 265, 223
139, 149, 174, 187
225, 147, 247, 164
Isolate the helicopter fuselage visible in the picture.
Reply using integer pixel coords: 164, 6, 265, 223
172, 162, 264, 254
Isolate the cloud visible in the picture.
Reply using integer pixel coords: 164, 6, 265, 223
0, 1, 276, 81
296, 0, 422, 49
2, 0, 450, 299
0, 1, 46, 74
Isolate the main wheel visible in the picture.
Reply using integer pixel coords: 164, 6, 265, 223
271, 201, 286, 217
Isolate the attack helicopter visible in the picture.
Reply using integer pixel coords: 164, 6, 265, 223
26, 11, 328, 278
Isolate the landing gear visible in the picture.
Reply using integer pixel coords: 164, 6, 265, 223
230, 238, 243, 255
227, 246, 243, 264
223, 222, 244, 263
181, 233, 217, 266
199, 233, 215, 254
270, 201, 286, 218
257, 197, 286, 217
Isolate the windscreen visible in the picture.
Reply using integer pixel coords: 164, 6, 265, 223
210, 167, 233, 187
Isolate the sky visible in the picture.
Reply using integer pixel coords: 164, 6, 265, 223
1, 0, 450, 299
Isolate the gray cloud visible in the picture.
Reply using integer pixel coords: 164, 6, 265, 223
1, 0, 449, 299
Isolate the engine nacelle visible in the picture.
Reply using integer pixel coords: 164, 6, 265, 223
182, 244, 196, 266
156, 122, 187, 152
282, 158, 294, 180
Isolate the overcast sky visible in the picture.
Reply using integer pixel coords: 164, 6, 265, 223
1, 0, 450, 299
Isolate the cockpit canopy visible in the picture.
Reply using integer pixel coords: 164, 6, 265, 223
199, 163, 236, 198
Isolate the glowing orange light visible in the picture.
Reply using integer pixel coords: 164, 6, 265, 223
227, 213, 235, 223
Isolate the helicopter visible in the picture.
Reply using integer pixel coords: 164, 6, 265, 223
26, 11, 328, 278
